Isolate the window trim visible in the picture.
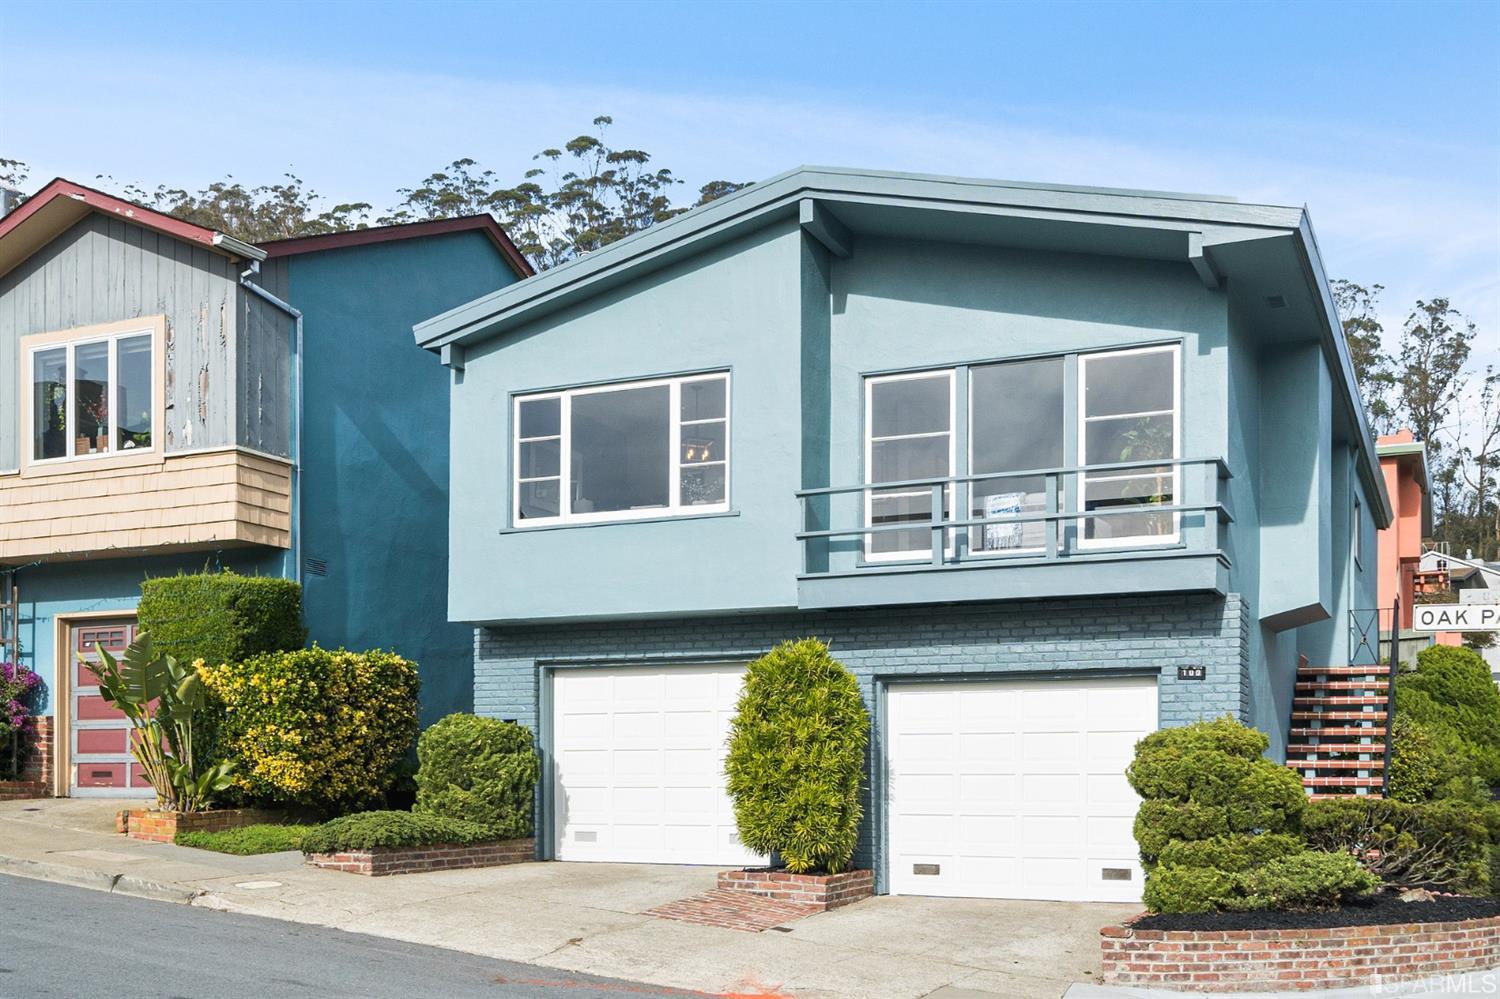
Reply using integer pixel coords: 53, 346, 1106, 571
18, 317, 168, 478
1076, 343, 1182, 550
862, 368, 956, 563
510, 371, 731, 527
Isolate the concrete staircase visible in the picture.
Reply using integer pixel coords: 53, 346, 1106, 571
1286, 662, 1393, 799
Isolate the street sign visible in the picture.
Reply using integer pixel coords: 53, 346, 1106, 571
1412, 603, 1500, 632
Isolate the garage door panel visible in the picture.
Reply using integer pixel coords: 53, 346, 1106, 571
553, 664, 764, 866
888, 676, 1155, 902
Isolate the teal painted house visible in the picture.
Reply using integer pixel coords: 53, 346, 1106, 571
0, 179, 531, 796
417, 167, 1387, 902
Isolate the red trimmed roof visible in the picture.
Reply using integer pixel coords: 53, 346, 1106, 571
0, 178, 237, 279
258, 215, 534, 278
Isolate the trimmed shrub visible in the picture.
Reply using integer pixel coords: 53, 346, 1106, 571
1144, 851, 1379, 914
300, 810, 493, 853
725, 638, 869, 874
1303, 796, 1491, 892
200, 647, 419, 814
415, 714, 539, 840
1156, 832, 1305, 872
1397, 645, 1500, 784
1388, 715, 1487, 804
138, 571, 305, 667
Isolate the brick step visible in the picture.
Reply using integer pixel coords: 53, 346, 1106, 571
1287, 742, 1384, 754
1302, 776, 1384, 788
1291, 710, 1387, 721
1291, 698, 1390, 711
1286, 759, 1385, 770
1308, 792, 1384, 800
1296, 665, 1392, 677
1295, 680, 1392, 692
1290, 726, 1386, 737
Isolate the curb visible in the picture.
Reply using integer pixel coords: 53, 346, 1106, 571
0, 854, 202, 904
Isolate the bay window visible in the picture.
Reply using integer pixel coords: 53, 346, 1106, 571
29, 329, 155, 463
513, 372, 730, 525
862, 342, 1180, 560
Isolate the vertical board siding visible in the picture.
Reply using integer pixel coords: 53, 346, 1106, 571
239, 258, 292, 457
0, 215, 249, 468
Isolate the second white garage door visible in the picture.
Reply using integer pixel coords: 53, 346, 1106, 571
552, 663, 765, 866
886, 675, 1156, 903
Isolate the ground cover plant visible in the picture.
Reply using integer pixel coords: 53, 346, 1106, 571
300, 810, 493, 853
725, 638, 868, 874
176, 823, 314, 855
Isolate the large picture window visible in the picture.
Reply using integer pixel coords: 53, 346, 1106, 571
29, 330, 155, 464
864, 370, 954, 559
513, 372, 730, 525
1078, 344, 1180, 545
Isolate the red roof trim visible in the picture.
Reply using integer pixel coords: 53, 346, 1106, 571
257, 215, 534, 278
0, 177, 221, 249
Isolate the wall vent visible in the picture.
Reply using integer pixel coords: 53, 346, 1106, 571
1265, 295, 1287, 309
304, 557, 328, 577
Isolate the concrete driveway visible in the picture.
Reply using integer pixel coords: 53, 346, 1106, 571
1, 798, 1135, 998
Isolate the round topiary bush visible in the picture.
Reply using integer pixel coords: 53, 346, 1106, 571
724, 638, 869, 874
415, 714, 539, 840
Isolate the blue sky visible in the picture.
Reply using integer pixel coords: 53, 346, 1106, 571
3, 0, 1497, 380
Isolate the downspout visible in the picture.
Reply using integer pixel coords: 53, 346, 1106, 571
239, 260, 304, 587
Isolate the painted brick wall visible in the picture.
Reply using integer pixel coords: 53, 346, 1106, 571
475, 592, 1250, 878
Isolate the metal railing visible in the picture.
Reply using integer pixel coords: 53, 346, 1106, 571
796, 456, 1231, 575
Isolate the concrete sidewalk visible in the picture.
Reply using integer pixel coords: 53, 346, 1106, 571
0, 798, 1131, 999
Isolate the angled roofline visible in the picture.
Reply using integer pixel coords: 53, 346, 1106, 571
0, 178, 265, 281
258, 214, 533, 279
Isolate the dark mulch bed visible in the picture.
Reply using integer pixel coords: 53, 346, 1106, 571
1133, 889, 1500, 932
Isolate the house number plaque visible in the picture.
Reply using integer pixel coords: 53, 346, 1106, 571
1176, 665, 1206, 681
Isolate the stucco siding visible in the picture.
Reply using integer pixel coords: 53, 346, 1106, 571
475, 592, 1250, 886
0, 215, 244, 468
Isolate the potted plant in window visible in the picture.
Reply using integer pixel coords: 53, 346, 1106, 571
84, 395, 109, 453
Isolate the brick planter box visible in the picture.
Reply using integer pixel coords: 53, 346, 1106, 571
717, 867, 874, 912
0, 780, 48, 801
125, 808, 282, 843
1100, 913, 1500, 992
306, 837, 534, 876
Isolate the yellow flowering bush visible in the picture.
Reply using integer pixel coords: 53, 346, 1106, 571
200, 647, 418, 814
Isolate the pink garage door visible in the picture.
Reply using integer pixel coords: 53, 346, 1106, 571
71, 619, 149, 796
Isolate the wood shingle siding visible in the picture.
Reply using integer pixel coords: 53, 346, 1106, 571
0, 447, 291, 561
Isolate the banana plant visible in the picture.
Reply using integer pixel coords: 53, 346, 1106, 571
82, 633, 233, 812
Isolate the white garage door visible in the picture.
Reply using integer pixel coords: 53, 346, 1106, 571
887, 675, 1156, 903
551, 663, 765, 866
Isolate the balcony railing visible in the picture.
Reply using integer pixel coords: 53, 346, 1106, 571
796, 456, 1232, 577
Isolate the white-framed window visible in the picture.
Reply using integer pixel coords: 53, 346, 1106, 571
28, 329, 156, 464
512, 372, 730, 526
864, 369, 955, 561
1077, 344, 1180, 547
968, 356, 1065, 556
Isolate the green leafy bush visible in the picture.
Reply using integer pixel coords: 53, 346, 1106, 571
1129, 716, 1375, 913
415, 714, 539, 839
1388, 715, 1486, 804
300, 810, 493, 853
1303, 796, 1491, 892
725, 638, 869, 874
176, 823, 313, 855
1144, 851, 1379, 914
1397, 645, 1500, 784
138, 571, 305, 667
200, 648, 419, 814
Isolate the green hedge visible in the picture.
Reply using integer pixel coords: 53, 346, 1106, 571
1145, 851, 1378, 914
138, 571, 305, 667
1388, 715, 1486, 804
725, 638, 869, 874
415, 714, 539, 840
300, 810, 494, 853
1303, 796, 1492, 892
200, 648, 419, 814
1397, 645, 1500, 785
176, 824, 313, 855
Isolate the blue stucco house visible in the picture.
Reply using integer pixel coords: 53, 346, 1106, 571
416, 166, 1388, 903
0, 179, 531, 797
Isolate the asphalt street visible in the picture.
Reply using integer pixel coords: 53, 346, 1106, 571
0, 874, 711, 998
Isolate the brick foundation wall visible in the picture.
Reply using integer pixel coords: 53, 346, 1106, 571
0, 780, 48, 801
718, 868, 874, 911
126, 808, 282, 843
306, 838, 535, 876
475, 595, 1250, 876
1100, 915, 1500, 991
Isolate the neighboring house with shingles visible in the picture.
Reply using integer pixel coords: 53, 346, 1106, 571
0, 179, 531, 796
414, 167, 1388, 904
